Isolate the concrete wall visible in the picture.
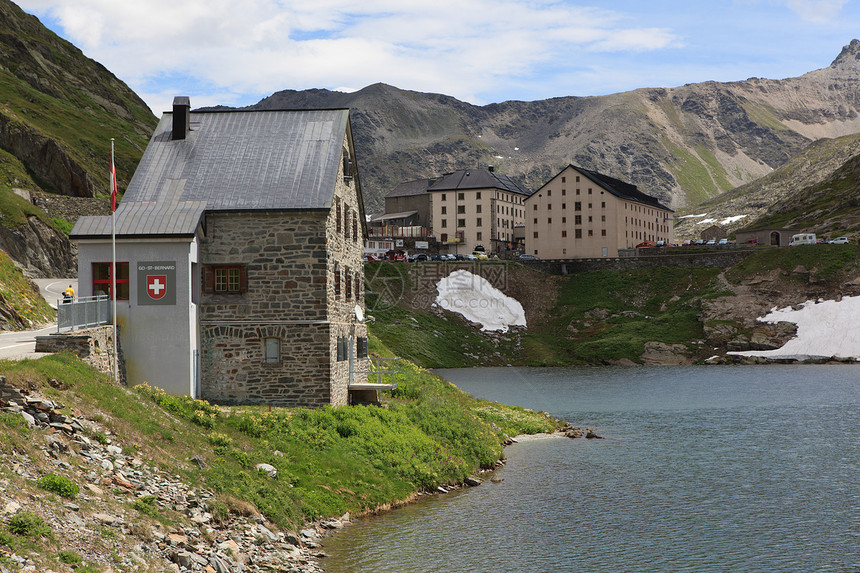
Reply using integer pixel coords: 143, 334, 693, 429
525, 166, 673, 259
525, 248, 758, 274
430, 187, 527, 254
73, 238, 198, 396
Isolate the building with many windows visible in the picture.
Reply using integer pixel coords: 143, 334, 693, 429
526, 165, 673, 258
71, 98, 368, 407
428, 167, 530, 255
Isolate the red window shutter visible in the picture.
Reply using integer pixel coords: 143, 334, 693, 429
238, 266, 247, 293
203, 266, 214, 293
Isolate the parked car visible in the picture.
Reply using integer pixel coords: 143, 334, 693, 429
718, 238, 731, 245
636, 241, 654, 248
472, 251, 489, 260
682, 239, 694, 246
828, 237, 850, 244
518, 253, 540, 261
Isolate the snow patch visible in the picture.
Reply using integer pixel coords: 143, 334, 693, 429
435, 270, 526, 333
728, 296, 860, 361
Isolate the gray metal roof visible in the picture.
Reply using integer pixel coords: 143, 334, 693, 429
427, 168, 531, 196
386, 178, 434, 198
71, 108, 351, 238
576, 166, 673, 212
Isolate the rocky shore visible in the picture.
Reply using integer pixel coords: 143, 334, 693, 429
0, 376, 341, 573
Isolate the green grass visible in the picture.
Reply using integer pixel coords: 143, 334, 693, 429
37, 474, 79, 499
726, 243, 860, 284
0, 349, 558, 533
0, 250, 55, 326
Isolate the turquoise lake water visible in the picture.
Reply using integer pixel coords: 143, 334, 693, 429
322, 365, 859, 572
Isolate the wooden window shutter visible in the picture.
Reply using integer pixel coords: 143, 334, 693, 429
238, 266, 247, 293
203, 266, 214, 293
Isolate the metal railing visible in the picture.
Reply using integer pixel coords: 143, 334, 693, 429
352, 357, 399, 388
57, 295, 111, 333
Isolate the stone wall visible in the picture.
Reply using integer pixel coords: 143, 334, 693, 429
528, 248, 759, 275
34, 326, 124, 382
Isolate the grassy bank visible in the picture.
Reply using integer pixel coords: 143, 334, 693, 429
0, 344, 558, 545
366, 261, 728, 366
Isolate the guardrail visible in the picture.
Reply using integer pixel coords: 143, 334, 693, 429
56, 295, 111, 333
353, 357, 399, 389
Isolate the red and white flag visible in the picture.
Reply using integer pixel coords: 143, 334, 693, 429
110, 142, 117, 212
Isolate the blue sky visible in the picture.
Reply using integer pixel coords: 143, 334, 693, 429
16, 0, 860, 115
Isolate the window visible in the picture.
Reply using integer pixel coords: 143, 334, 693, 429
575, 202, 581, 211
562, 217, 566, 223
533, 204, 537, 211
575, 229, 582, 239
588, 188, 592, 194
533, 218, 538, 224
355, 275, 361, 301
576, 176, 580, 182
575, 215, 582, 225
265, 338, 280, 364
602, 215, 606, 222
441, 193, 447, 201
477, 232, 483, 241
601, 202, 606, 208
357, 337, 368, 358
601, 229, 607, 236
547, 218, 552, 224
547, 204, 552, 210
342, 148, 354, 182
562, 230, 567, 238
476, 192, 482, 199
476, 218, 482, 227
476, 204, 482, 213
337, 337, 347, 361
203, 265, 246, 294
343, 209, 350, 239
334, 263, 341, 296
562, 203, 566, 210
533, 232, 539, 238
352, 215, 358, 241
588, 230, 593, 236
457, 205, 466, 214
345, 268, 352, 300
458, 192, 464, 200
336, 200, 341, 233
92, 262, 130, 300
441, 219, 447, 228
547, 190, 552, 197
457, 219, 466, 228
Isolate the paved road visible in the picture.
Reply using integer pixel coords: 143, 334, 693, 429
0, 278, 77, 360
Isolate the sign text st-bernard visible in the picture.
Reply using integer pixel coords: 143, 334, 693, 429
137, 261, 176, 305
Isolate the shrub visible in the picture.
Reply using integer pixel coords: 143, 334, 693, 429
58, 550, 83, 565
8, 512, 52, 538
37, 474, 79, 499
131, 495, 160, 518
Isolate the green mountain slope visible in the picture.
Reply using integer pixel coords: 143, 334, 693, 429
0, 0, 156, 199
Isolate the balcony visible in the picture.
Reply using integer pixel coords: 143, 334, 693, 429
348, 357, 399, 405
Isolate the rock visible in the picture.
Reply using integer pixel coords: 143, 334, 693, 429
640, 341, 689, 365
464, 476, 482, 487
255, 463, 277, 478
585, 429, 604, 439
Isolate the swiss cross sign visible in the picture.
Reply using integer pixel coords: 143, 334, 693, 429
137, 261, 176, 305
146, 275, 167, 299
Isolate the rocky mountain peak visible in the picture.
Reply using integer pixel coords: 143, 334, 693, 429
830, 38, 860, 71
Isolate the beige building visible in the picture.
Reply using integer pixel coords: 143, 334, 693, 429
526, 165, 673, 258
428, 167, 531, 255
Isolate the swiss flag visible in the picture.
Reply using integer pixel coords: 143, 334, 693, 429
110, 143, 117, 212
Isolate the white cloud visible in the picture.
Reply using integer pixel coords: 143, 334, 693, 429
17, 0, 683, 112
785, 0, 849, 22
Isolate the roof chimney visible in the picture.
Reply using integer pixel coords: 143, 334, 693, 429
172, 96, 191, 140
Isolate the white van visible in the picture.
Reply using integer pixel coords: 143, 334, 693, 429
788, 233, 817, 246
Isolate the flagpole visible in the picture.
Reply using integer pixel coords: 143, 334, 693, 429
111, 138, 118, 383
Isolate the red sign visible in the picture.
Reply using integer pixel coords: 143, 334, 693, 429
146, 275, 167, 300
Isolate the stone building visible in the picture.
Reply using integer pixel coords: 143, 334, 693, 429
70, 98, 368, 407
525, 165, 673, 258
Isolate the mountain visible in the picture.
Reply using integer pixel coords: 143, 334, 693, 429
674, 132, 860, 239
250, 40, 860, 214
0, 0, 156, 199
0, 0, 157, 277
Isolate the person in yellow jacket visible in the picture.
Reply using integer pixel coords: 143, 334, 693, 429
63, 284, 75, 303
